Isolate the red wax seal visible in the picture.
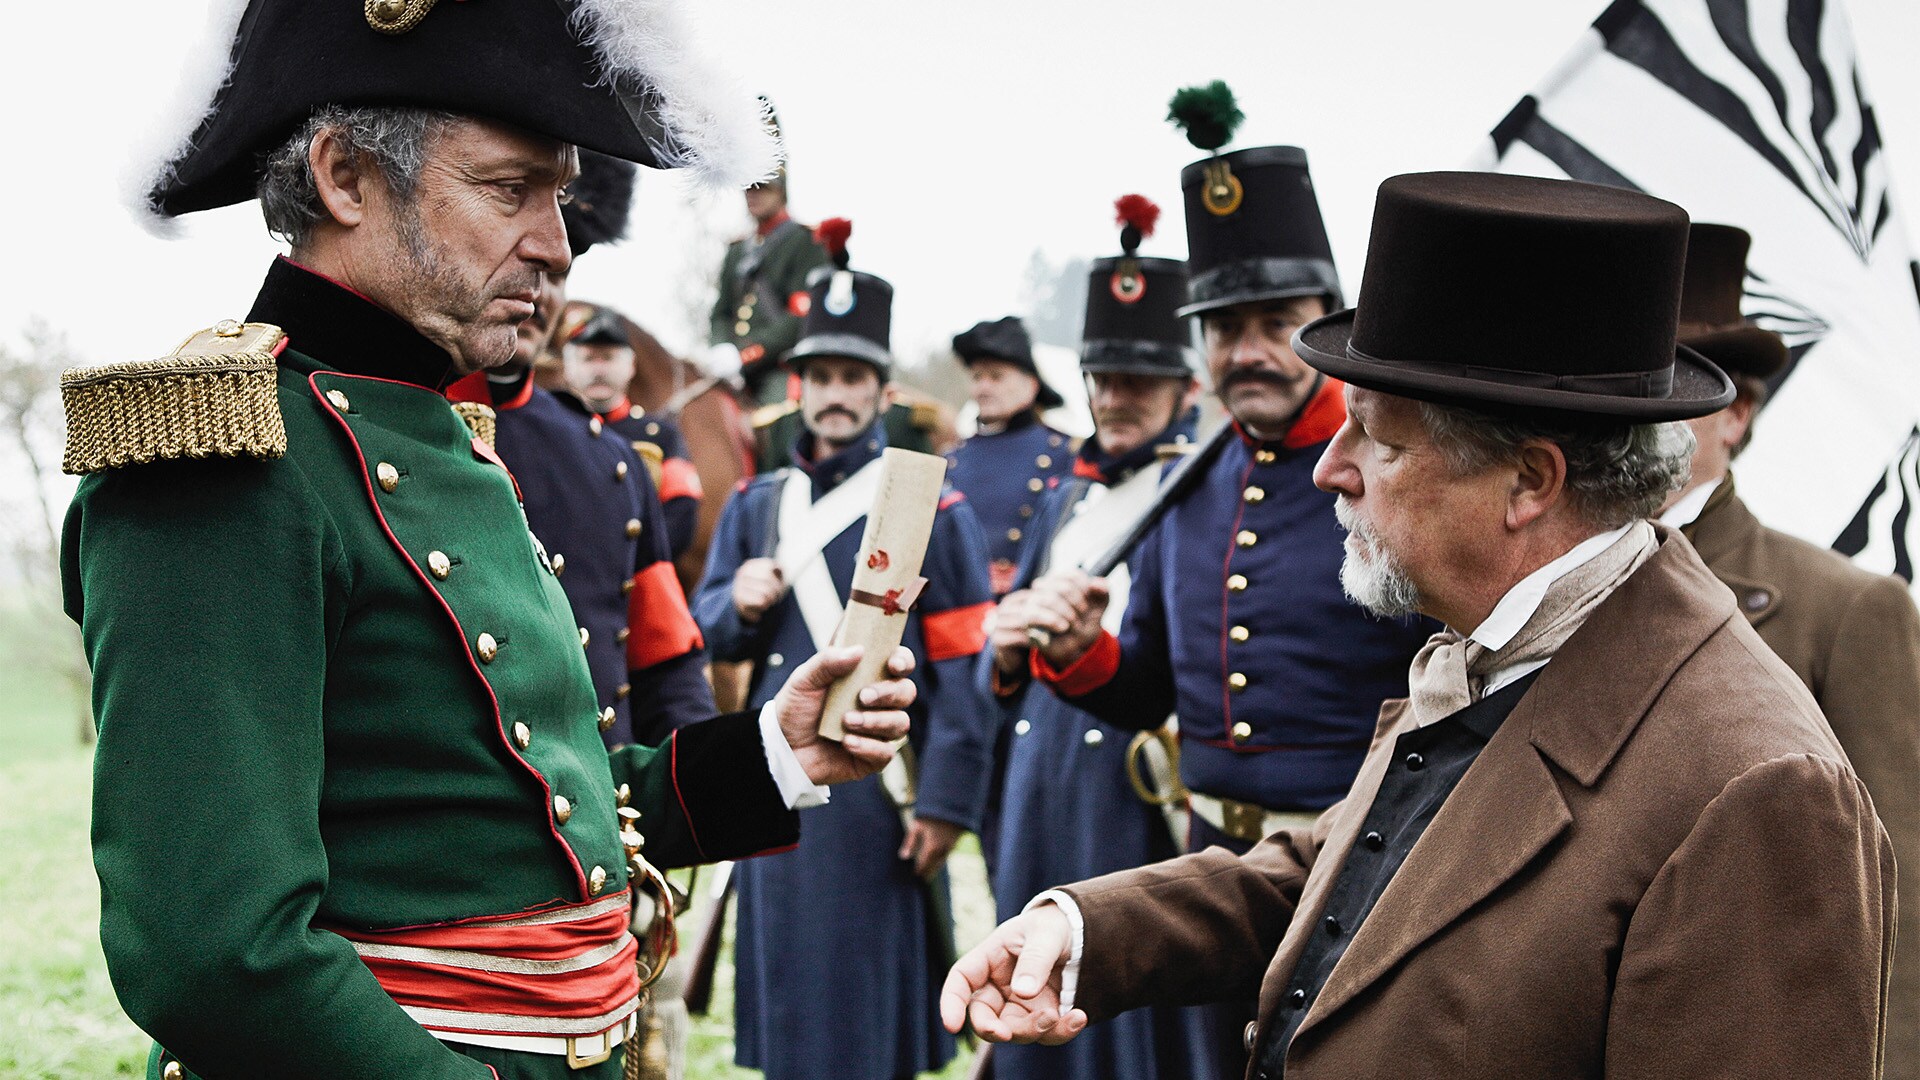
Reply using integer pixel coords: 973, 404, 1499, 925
880, 588, 904, 615
867, 550, 891, 570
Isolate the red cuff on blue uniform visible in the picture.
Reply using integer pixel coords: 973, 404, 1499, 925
1031, 630, 1121, 697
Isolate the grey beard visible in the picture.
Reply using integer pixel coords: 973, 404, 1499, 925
1334, 497, 1422, 618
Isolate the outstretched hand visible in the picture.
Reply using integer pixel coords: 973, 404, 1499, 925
939, 903, 1088, 1045
772, 645, 917, 786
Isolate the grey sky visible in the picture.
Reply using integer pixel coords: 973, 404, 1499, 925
2, 0, 1916, 376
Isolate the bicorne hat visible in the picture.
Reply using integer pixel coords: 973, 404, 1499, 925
129, 0, 776, 229
1677, 224, 1789, 381
1167, 82, 1341, 318
1294, 172, 1733, 421
1081, 195, 1197, 379
562, 150, 637, 258
952, 317, 1064, 410
785, 219, 893, 377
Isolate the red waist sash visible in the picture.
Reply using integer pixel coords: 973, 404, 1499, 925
324, 891, 641, 1038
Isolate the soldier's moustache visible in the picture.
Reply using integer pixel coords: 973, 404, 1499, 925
1219, 367, 1303, 394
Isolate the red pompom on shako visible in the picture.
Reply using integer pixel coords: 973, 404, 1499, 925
814, 217, 853, 267
1114, 194, 1161, 241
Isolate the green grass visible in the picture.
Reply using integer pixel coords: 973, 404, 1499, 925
0, 610, 992, 1079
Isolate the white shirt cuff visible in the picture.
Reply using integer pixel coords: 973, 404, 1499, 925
1024, 890, 1085, 1012
758, 701, 830, 810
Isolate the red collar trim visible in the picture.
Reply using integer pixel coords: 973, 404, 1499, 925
601, 397, 634, 423
442, 370, 535, 412
1234, 378, 1347, 451
755, 210, 792, 239
1073, 457, 1105, 481
1283, 377, 1347, 448
444, 371, 491, 405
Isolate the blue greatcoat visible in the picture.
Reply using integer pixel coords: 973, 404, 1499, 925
944, 410, 1073, 596
1035, 380, 1435, 847
693, 422, 998, 1080
603, 402, 701, 561
479, 374, 714, 748
990, 427, 1216, 1080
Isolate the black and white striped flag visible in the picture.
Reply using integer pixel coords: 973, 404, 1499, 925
1468, 0, 1920, 582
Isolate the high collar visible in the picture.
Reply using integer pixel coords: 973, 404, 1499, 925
1231, 375, 1348, 451
1076, 410, 1197, 484
248, 256, 461, 390
974, 407, 1039, 437
596, 396, 635, 422
792, 419, 886, 493
755, 210, 792, 239
1677, 473, 1757, 563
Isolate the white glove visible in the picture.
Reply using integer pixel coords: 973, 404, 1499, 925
702, 342, 743, 381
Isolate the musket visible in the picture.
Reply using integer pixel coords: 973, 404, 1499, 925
1027, 418, 1236, 647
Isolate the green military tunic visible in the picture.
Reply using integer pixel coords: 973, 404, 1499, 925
709, 216, 827, 405
62, 260, 798, 1080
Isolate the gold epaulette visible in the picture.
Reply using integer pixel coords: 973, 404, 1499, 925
630, 439, 666, 487
750, 399, 800, 430
451, 401, 497, 448
61, 320, 287, 475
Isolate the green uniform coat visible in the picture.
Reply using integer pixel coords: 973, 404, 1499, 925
63, 260, 798, 1080
709, 217, 827, 405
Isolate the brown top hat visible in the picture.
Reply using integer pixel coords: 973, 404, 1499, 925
1677, 224, 1790, 380
1294, 172, 1733, 421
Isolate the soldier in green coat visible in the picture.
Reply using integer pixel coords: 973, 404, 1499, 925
707, 104, 829, 408
62, 4, 915, 1079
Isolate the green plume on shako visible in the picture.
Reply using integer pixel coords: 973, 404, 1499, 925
1167, 81, 1245, 153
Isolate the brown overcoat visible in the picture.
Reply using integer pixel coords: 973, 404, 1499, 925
1062, 528, 1895, 1079
1685, 476, 1920, 1077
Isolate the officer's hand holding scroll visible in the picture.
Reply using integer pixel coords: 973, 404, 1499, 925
940, 902, 1087, 1045
773, 644, 917, 786
1020, 569, 1112, 673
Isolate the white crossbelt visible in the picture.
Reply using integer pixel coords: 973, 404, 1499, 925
772, 460, 915, 814
1044, 465, 1160, 633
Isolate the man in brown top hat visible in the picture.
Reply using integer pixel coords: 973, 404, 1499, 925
942, 172, 1895, 1079
1657, 222, 1920, 1078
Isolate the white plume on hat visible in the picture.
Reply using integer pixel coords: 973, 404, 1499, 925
120, 0, 251, 238
571, 0, 783, 190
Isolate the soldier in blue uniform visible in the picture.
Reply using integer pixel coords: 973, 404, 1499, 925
945, 316, 1074, 598
984, 195, 1214, 1080
562, 308, 705, 560
693, 226, 999, 1080
447, 150, 712, 747
1001, 84, 1434, 1079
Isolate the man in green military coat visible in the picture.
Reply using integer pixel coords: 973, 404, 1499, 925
61, 4, 915, 1079
708, 104, 829, 408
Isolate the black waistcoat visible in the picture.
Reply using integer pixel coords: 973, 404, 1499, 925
1257, 669, 1543, 1078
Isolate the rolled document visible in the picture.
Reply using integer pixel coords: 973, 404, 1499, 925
816, 447, 948, 741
